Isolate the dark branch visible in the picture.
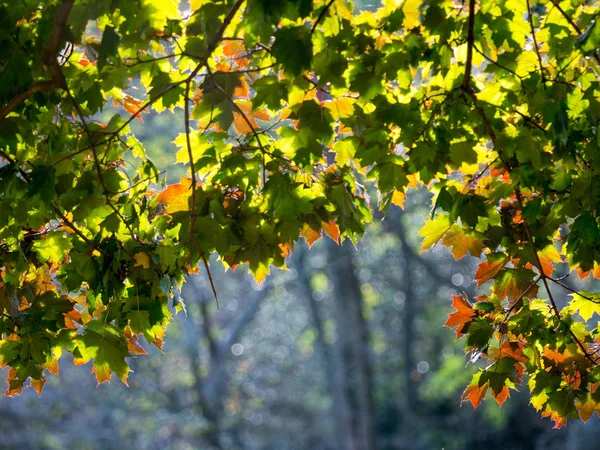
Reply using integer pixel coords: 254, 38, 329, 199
462, 0, 476, 90
0, 81, 56, 121
311, 0, 336, 35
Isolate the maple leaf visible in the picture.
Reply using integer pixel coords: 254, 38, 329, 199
499, 340, 528, 363
323, 97, 355, 121
494, 269, 538, 301
157, 177, 193, 214
538, 245, 562, 277
462, 379, 488, 409
441, 225, 484, 260
541, 410, 568, 429
531, 391, 549, 411
444, 295, 475, 337
576, 398, 597, 423
391, 190, 405, 209
322, 221, 340, 244
232, 101, 270, 134
300, 224, 322, 248
74, 321, 131, 386
474, 253, 508, 286
134, 252, 151, 269
493, 385, 510, 407
250, 261, 271, 286
567, 292, 600, 321
419, 215, 451, 251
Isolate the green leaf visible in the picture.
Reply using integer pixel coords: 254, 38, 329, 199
272, 26, 313, 76
32, 232, 72, 263
98, 26, 120, 70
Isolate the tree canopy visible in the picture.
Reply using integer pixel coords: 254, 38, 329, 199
1, 0, 600, 428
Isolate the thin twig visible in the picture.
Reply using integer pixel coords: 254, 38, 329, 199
526, 0, 547, 88
113, 0, 245, 137
184, 69, 218, 307
548, 277, 600, 303
311, 0, 336, 35
551, 0, 600, 65
516, 190, 597, 365
473, 45, 525, 86
505, 275, 542, 315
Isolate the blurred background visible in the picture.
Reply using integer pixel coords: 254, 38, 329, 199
2, 110, 600, 450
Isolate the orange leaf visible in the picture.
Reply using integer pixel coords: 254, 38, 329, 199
444, 295, 475, 337
577, 266, 592, 280
541, 410, 567, 429
31, 378, 45, 396
300, 223, 321, 248
441, 225, 484, 260
592, 262, 600, 279
538, 245, 562, 277
233, 101, 269, 134
499, 340, 528, 363
493, 385, 510, 407
577, 399, 596, 422
322, 221, 340, 244
279, 241, 294, 258
64, 309, 82, 329
474, 254, 508, 287
157, 177, 193, 214
45, 359, 59, 376
234, 78, 250, 99
543, 347, 570, 364
92, 364, 112, 385
462, 382, 488, 409
223, 40, 245, 58
125, 328, 148, 355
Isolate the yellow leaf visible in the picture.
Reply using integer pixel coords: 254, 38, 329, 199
190, 0, 211, 11
324, 97, 355, 120
252, 262, 270, 286
391, 190, 405, 209
538, 245, 562, 277
577, 399, 596, 422
419, 215, 451, 251
568, 292, 600, 322
134, 253, 150, 269
402, 0, 421, 29
442, 226, 484, 260
157, 177, 192, 214
530, 391, 548, 411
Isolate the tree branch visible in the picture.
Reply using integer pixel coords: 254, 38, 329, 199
551, 0, 600, 66
526, 0, 547, 87
113, 0, 245, 135
0, 81, 56, 121
43, 0, 75, 88
220, 287, 270, 355
311, 0, 336, 35
462, 0, 476, 90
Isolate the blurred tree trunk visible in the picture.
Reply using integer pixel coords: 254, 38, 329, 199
293, 245, 347, 450
326, 239, 377, 450
182, 278, 270, 449
389, 213, 418, 412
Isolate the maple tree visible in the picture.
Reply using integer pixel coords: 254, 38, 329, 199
2, 0, 600, 428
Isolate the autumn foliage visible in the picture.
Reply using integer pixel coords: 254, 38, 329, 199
2, 0, 600, 429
